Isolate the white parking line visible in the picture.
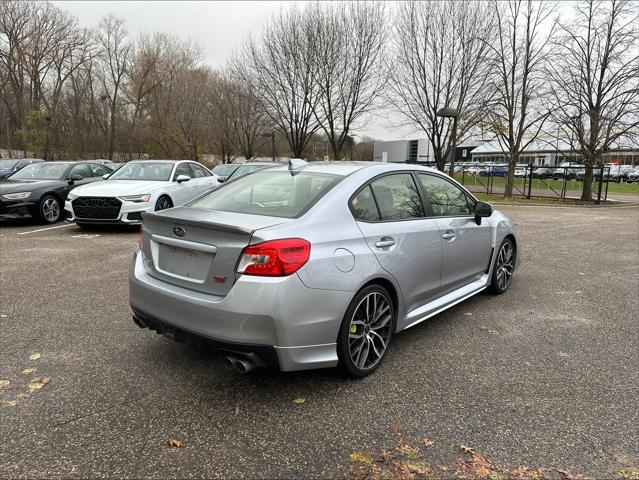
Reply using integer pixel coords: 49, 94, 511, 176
17, 224, 75, 235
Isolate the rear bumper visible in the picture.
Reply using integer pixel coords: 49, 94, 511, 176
129, 250, 352, 371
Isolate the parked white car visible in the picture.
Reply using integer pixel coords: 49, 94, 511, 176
64, 160, 218, 226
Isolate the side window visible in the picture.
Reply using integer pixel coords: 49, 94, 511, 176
351, 185, 380, 221
369, 173, 424, 221
89, 164, 110, 177
173, 163, 191, 180
68, 163, 91, 179
417, 174, 472, 216
190, 163, 211, 178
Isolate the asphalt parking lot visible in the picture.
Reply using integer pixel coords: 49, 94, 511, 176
1, 206, 638, 478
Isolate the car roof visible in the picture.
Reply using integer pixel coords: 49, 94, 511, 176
262, 161, 445, 177
125, 159, 183, 164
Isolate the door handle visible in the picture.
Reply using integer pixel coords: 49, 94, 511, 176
442, 231, 456, 240
375, 238, 396, 248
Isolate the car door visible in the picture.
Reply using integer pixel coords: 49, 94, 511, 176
416, 173, 492, 293
186, 162, 217, 196
353, 172, 443, 314
169, 162, 199, 205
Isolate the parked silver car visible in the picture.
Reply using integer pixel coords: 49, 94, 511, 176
130, 160, 519, 376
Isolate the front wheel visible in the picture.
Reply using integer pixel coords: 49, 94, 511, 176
337, 285, 395, 377
38, 195, 62, 224
155, 195, 173, 211
489, 238, 515, 294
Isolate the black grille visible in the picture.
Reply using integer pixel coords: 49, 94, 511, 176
73, 197, 121, 219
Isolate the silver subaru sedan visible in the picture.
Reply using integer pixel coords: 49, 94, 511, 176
130, 160, 519, 377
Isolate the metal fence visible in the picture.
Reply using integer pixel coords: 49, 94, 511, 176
454, 164, 612, 203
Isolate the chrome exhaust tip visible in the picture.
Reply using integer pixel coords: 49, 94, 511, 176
223, 355, 238, 370
233, 358, 256, 374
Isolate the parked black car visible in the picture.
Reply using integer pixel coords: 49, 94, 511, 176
0, 158, 44, 180
532, 167, 554, 179
0, 161, 112, 224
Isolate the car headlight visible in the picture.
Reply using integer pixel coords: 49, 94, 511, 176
120, 194, 151, 203
2, 191, 30, 200
67, 192, 78, 201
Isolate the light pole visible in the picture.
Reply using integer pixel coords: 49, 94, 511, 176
436, 107, 460, 176
260, 132, 275, 162
349, 133, 361, 161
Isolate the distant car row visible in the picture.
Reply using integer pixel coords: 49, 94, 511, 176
0, 159, 284, 225
457, 163, 639, 182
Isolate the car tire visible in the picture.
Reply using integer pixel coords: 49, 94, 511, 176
488, 237, 516, 295
38, 195, 62, 224
155, 195, 173, 211
337, 284, 395, 378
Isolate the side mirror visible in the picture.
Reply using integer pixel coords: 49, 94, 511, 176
474, 201, 492, 225
102, 174, 110, 180
217, 176, 227, 183
176, 174, 191, 183
68, 174, 83, 184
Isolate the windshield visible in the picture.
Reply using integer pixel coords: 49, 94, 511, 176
191, 170, 342, 218
228, 164, 272, 180
212, 164, 238, 177
108, 162, 174, 181
0, 159, 19, 169
9, 163, 69, 180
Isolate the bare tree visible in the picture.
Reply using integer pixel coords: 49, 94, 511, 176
0, 1, 94, 158
388, 1, 497, 171
548, 0, 639, 201
236, 6, 321, 158
309, 2, 387, 160
125, 32, 164, 159
97, 15, 132, 160
485, 0, 556, 198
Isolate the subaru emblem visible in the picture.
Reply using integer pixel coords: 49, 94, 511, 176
173, 227, 185, 237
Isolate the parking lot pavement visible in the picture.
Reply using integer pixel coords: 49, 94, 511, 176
1, 206, 638, 478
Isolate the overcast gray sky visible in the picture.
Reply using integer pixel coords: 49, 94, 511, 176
53, 0, 408, 141
53, 1, 577, 142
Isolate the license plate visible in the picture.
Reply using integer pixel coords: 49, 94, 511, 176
158, 244, 210, 281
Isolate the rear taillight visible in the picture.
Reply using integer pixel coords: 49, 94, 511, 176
237, 238, 310, 276
138, 225, 144, 250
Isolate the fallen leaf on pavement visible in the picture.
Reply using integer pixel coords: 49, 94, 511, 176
234, 405, 241, 415
460, 444, 475, 455
0, 380, 10, 390
389, 422, 402, 431
349, 452, 374, 464
292, 398, 305, 405
167, 439, 183, 448
403, 460, 431, 475
419, 439, 434, 447
27, 376, 50, 393
21, 368, 37, 375
3, 400, 18, 407
29, 353, 41, 360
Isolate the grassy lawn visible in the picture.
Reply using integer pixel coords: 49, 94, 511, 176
453, 173, 639, 195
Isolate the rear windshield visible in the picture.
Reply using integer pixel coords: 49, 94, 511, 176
190, 170, 342, 218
